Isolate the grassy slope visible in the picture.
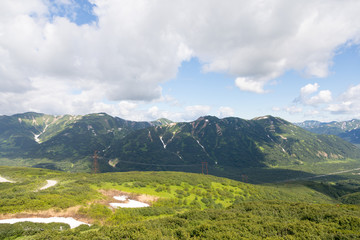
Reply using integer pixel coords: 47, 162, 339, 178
0, 167, 336, 214
109, 116, 360, 182
1, 166, 360, 239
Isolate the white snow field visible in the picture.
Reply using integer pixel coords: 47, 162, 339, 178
0, 176, 14, 183
0, 217, 89, 229
39, 180, 57, 190
110, 195, 150, 208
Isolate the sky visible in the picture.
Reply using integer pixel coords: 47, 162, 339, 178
1, 0, 360, 122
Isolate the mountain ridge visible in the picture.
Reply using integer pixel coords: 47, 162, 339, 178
1, 112, 360, 180
296, 119, 360, 144
108, 115, 360, 173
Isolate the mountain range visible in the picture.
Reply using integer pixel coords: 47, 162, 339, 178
296, 119, 360, 145
1, 112, 360, 180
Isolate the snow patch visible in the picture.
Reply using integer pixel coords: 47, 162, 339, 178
255, 116, 268, 120
103, 145, 111, 152
267, 135, 275, 142
0, 217, 89, 229
33, 123, 50, 144
0, 176, 14, 183
39, 180, 57, 191
110, 195, 149, 208
196, 140, 205, 150
113, 195, 127, 201
159, 136, 166, 149
176, 153, 183, 160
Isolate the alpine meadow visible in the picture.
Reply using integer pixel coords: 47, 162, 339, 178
1, 0, 360, 239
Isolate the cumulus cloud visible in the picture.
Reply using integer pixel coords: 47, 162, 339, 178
296, 83, 332, 106
327, 84, 360, 114
218, 106, 235, 118
300, 83, 320, 96
1, 0, 360, 116
306, 90, 332, 105
235, 77, 267, 94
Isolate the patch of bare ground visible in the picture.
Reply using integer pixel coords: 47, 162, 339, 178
0, 205, 93, 224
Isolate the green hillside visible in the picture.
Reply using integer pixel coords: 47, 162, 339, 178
0, 112, 171, 171
0, 166, 360, 239
109, 116, 360, 177
1, 113, 360, 184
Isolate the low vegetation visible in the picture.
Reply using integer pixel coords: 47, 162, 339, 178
0, 166, 360, 239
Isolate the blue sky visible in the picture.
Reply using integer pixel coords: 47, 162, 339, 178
152, 45, 360, 122
0, 0, 360, 122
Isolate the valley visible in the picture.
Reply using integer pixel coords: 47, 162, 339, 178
0, 166, 360, 239
2, 0, 360, 238
1, 113, 360, 238
1, 112, 360, 184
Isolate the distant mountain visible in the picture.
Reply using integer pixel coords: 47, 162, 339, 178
1, 113, 359, 175
108, 115, 360, 173
296, 119, 360, 144
0, 112, 171, 160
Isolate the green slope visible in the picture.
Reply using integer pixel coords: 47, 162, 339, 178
1, 113, 360, 182
109, 115, 360, 175
0, 166, 360, 239
0, 112, 171, 171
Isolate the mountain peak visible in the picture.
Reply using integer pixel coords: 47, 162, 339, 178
195, 115, 219, 122
252, 115, 272, 121
13, 112, 46, 119
154, 118, 173, 125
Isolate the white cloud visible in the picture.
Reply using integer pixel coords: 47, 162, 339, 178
341, 84, 360, 101
184, 105, 211, 118
306, 90, 332, 105
296, 83, 332, 106
305, 110, 320, 116
327, 84, 360, 114
284, 106, 303, 114
300, 83, 320, 96
327, 102, 353, 114
1, 0, 360, 116
235, 77, 266, 93
218, 106, 235, 118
